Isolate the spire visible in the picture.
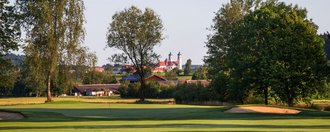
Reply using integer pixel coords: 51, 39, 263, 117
169, 52, 173, 62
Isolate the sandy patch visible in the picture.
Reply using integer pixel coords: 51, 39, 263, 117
0, 112, 24, 120
225, 106, 301, 114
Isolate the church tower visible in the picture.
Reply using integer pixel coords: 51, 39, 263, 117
177, 52, 182, 70
169, 52, 173, 62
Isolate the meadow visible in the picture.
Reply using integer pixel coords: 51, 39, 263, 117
0, 97, 330, 131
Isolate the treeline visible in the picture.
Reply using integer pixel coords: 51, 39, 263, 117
119, 81, 176, 98
0, 58, 118, 97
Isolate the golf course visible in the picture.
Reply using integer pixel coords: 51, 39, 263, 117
1, 97, 330, 131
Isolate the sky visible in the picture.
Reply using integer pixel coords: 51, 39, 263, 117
11, 0, 330, 66
83, 0, 330, 66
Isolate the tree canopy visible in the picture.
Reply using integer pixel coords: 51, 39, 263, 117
17, 0, 86, 101
106, 6, 164, 101
206, 0, 328, 106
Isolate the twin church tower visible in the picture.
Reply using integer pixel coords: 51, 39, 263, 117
152, 52, 182, 72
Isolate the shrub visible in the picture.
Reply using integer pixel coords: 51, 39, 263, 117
144, 81, 161, 98
119, 81, 175, 98
174, 83, 217, 103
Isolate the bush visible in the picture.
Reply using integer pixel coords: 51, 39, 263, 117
174, 83, 217, 103
144, 81, 161, 98
119, 81, 175, 98
159, 83, 176, 98
118, 81, 129, 98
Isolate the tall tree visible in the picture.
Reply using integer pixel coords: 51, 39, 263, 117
184, 59, 192, 75
0, 0, 20, 56
229, 1, 328, 106
204, 0, 260, 102
106, 6, 164, 101
0, 0, 21, 96
17, 0, 85, 101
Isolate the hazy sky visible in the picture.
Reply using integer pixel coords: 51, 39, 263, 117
12, 0, 330, 66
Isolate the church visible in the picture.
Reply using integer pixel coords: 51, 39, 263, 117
152, 52, 182, 72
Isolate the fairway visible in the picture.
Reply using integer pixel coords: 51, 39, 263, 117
0, 101, 330, 131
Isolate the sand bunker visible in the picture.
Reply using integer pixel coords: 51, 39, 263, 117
225, 106, 301, 114
0, 112, 24, 120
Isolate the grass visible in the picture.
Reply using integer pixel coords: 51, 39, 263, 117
1, 99, 330, 131
0, 96, 174, 105
177, 75, 192, 80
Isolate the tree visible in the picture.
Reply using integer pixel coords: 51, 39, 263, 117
184, 59, 192, 75
204, 0, 260, 102
106, 6, 164, 101
0, 0, 21, 95
165, 69, 178, 80
228, 1, 328, 106
17, 0, 85, 101
0, 0, 20, 56
102, 63, 114, 72
321, 32, 330, 61
192, 66, 208, 80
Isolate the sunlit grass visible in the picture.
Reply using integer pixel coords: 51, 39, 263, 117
0, 96, 174, 106
1, 101, 330, 131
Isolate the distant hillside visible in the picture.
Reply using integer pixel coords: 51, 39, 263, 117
182, 65, 202, 72
325, 40, 330, 60
2, 53, 25, 66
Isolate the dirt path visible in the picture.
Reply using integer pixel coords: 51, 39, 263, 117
0, 112, 24, 120
225, 106, 301, 114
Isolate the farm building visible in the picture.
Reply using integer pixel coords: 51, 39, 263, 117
121, 74, 167, 83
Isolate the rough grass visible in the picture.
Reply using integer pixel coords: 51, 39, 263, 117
177, 75, 192, 80
0, 96, 174, 106
1, 100, 330, 131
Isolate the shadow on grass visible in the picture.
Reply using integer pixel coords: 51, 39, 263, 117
1, 123, 330, 130
2, 107, 330, 122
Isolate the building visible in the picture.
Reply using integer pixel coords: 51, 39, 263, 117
94, 67, 105, 72
72, 84, 120, 96
121, 74, 167, 83
153, 52, 182, 72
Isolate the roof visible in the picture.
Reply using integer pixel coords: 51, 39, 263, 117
121, 74, 167, 82
122, 74, 141, 82
73, 84, 120, 93
146, 75, 167, 81
159, 61, 166, 66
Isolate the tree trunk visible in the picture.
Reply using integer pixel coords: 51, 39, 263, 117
46, 74, 52, 102
139, 78, 146, 102
288, 98, 294, 107
264, 86, 268, 105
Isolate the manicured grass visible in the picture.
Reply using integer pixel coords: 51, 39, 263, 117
1, 100, 330, 131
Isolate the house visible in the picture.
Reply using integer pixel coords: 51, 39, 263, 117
72, 84, 120, 96
94, 67, 105, 72
153, 52, 182, 72
121, 74, 167, 83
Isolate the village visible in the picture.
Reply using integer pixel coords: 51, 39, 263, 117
72, 52, 209, 97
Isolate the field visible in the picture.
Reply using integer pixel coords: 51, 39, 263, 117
1, 97, 330, 131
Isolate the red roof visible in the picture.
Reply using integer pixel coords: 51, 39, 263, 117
159, 61, 166, 66
94, 67, 105, 71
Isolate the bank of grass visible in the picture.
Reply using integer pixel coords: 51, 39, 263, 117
0, 96, 174, 106
1, 100, 330, 131
177, 75, 192, 80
